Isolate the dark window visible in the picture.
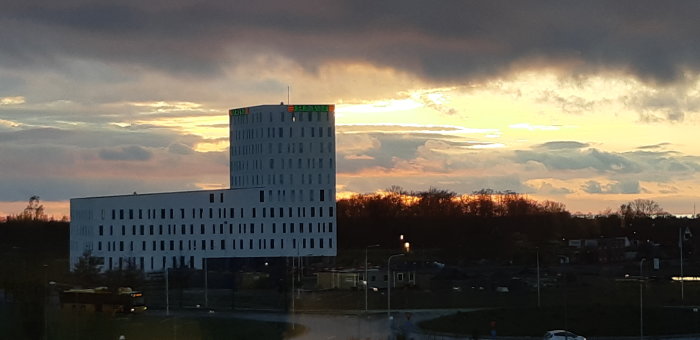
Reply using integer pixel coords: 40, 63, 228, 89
140, 225, 144, 235
201, 224, 205, 234
119, 210, 124, 219
220, 193, 224, 203
99, 225, 103, 236
209, 193, 215, 203
129, 209, 134, 219
169, 240, 174, 250
259, 190, 265, 203
329, 207, 334, 217
221, 240, 226, 250
161, 209, 166, 219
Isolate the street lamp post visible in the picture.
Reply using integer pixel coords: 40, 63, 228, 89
387, 253, 405, 318
640, 258, 646, 340
365, 244, 380, 313
537, 248, 541, 308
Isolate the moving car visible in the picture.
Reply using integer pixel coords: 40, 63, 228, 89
543, 330, 586, 340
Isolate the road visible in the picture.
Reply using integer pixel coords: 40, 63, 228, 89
152, 308, 475, 339
150, 308, 700, 340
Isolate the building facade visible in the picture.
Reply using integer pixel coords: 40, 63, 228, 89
70, 104, 337, 272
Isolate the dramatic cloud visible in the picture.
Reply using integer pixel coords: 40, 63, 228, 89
582, 180, 641, 195
2, 1, 700, 84
2, 0, 700, 215
98, 145, 152, 161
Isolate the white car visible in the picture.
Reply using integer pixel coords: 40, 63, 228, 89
543, 330, 586, 340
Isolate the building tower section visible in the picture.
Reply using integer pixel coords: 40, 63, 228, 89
69, 104, 337, 272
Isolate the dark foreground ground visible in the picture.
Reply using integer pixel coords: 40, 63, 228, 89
0, 304, 305, 340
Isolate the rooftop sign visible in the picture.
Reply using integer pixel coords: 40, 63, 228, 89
229, 107, 249, 116
287, 105, 334, 113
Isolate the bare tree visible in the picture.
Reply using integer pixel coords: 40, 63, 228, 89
620, 199, 666, 218
11, 196, 47, 221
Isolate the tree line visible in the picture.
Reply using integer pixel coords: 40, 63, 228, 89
337, 187, 569, 219
337, 187, 698, 264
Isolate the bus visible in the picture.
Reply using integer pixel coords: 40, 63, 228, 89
59, 287, 147, 314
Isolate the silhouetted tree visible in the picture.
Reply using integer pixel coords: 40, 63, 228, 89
7, 195, 47, 221
72, 249, 102, 287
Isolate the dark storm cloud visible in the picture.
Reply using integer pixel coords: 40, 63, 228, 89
514, 148, 641, 173
99, 145, 152, 161
1, 1, 699, 83
582, 180, 640, 194
0, 126, 202, 149
637, 142, 671, 150
537, 141, 590, 150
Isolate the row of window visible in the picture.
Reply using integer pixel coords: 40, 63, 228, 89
99, 237, 333, 254
233, 123, 333, 141
98, 221, 334, 237
232, 173, 333, 188
232, 141, 334, 158
106, 204, 334, 221
232, 110, 332, 126
232, 156, 333, 172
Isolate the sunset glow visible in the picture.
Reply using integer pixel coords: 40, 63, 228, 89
1, 1, 699, 218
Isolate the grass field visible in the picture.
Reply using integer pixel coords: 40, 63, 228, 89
419, 305, 700, 337
0, 305, 306, 340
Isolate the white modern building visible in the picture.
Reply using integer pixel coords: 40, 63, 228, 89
70, 104, 337, 272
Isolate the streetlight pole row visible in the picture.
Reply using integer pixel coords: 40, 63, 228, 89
365, 244, 380, 313
387, 253, 405, 318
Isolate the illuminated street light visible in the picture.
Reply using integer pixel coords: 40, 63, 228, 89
365, 244, 380, 313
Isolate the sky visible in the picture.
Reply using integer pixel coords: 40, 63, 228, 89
1, 0, 700, 218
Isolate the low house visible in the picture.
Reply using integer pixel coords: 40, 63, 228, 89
316, 266, 418, 290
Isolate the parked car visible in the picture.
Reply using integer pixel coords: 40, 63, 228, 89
543, 330, 586, 340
